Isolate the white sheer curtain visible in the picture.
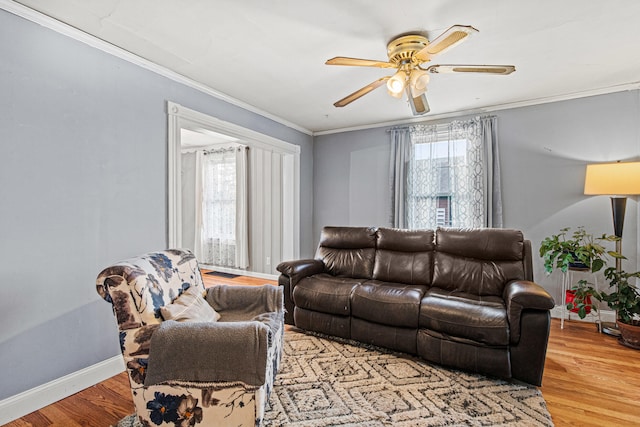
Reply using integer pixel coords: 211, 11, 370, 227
194, 145, 249, 268
390, 116, 502, 229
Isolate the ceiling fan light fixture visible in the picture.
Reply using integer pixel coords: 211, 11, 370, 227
409, 69, 430, 96
386, 70, 407, 95
326, 24, 514, 114
387, 88, 404, 99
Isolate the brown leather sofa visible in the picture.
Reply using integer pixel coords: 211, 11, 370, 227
277, 226, 555, 386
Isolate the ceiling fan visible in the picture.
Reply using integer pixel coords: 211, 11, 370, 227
326, 25, 515, 115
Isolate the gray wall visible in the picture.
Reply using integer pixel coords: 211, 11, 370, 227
313, 126, 391, 239
0, 9, 312, 400
314, 90, 640, 303
497, 91, 639, 299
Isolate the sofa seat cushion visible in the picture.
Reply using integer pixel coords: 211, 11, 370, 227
419, 288, 509, 346
293, 274, 362, 316
417, 329, 511, 379
352, 317, 417, 354
351, 280, 428, 328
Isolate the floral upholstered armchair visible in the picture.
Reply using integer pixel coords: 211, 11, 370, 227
96, 249, 284, 427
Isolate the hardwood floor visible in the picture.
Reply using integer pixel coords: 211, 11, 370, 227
540, 319, 640, 426
5, 274, 640, 426
199, 270, 277, 288
5, 372, 133, 427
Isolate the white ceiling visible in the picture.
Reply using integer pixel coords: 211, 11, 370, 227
11, 0, 640, 134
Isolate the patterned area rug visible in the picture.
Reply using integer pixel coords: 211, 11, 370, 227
117, 329, 553, 426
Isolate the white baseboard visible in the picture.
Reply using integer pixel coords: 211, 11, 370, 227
0, 355, 125, 424
550, 305, 616, 324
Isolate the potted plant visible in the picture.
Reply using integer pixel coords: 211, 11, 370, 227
566, 278, 597, 319
539, 226, 621, 274
598, 268, 640, 349
539, 226, 623, 318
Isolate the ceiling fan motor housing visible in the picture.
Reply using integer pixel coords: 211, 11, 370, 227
387, 35, 429, 65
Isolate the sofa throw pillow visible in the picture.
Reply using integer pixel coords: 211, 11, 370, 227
160, 285, 221, 322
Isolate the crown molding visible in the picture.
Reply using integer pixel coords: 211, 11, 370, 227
313, 81, 640, 136
0, 0, 313, 136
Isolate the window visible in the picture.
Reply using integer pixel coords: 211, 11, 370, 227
201, 147, 238, 267
408, 137, 474, 229
390, 116, 502, 230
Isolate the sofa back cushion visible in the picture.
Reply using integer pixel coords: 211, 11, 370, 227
432, 228, 526, 296
373, 228, 434, 286
316, 226, 377, 279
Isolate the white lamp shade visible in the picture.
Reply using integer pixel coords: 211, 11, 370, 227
409, 69, 430, 97
386, 70, 407, 94
584, 161, 640, 195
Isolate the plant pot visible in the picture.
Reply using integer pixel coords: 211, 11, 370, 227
568, 261, 589, 270
565, 250, 589, 270
618, 320, 640, 350
565, 289, 592, 314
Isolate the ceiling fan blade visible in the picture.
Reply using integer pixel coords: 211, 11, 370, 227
414, 25, 478, 62
326, 56, 396, 68
427, 64, 516, 74
334, 77, 390, 107
406, 87, 430, 115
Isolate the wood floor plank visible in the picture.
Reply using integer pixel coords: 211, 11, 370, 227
541, 319, 640, 426
201, 270, 277, 287
5, 276, 640, 426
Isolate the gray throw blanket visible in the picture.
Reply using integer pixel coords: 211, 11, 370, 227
144, 285, 283, 387
206, 284, 283, 321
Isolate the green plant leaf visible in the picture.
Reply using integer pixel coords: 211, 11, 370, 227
608, 251, 626, 259
591, 258, 604, 273
578, 306, 587, 318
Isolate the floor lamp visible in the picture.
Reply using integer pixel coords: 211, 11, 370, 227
584, 161, 640, 336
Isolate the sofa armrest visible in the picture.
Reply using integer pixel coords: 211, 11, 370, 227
276, 259, 324, 287
120, 324, 161, 358
277, 259, 324, 325
145, 320, 271, 387
504, 280, 555, 343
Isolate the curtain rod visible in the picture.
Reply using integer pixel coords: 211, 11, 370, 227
203, 145, 249, 155
385, 114, 496, 133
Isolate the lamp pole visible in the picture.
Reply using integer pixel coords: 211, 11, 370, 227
601, 196, 626, 336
